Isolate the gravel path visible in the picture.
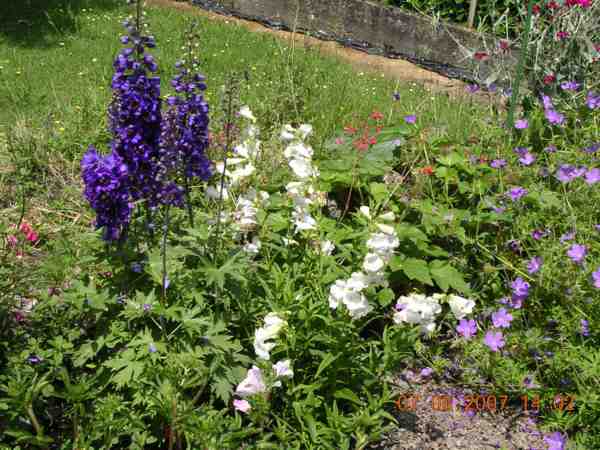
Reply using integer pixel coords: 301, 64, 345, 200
370, 372, 548, 450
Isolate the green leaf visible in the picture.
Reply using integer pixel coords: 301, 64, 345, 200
334, 388, 362, 405
377, 288, 395, 307
429, 260, 470, 293
401, 258, 433, 285
315, 353, 339, 378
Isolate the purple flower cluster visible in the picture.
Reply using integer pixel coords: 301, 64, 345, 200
81, 147, 133, 241
160, 60, 211, 182
108, 22, 165, 205
81, 20, 212, 240
539, 94, 565, 126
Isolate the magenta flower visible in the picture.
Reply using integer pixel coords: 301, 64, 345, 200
492, 308, 514, 328
484, 330, 505, 352
527, 256, 543, 274
567, 243, 587, 264
404, 114, 417, 124
456, 319, 477, 339
514, 119, 528, 129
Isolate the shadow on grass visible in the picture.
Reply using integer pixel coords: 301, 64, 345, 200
0, 0, 122, 48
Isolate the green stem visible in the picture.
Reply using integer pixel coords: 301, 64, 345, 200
506, 0, 535, 129
26, 404, 43, 436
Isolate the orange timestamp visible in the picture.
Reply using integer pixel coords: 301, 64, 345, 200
395, 393, 576, 414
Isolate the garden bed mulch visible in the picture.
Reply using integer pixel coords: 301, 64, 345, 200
371, 372, 547, 450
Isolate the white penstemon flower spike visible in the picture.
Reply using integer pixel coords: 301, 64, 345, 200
281, 124, 322, 235
328, 207, 398, 319
253, 312, 287, 360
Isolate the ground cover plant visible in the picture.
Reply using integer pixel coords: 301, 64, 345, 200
1, 0, 599, 449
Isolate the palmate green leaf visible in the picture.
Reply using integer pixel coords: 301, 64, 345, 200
401, 258, 434, 285
213, 376, 232, 404
111, 361, 145, 388
429, 260, 470, 293
376, 288, 395, 307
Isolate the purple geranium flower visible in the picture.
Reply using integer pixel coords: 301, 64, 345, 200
420, 367, 433, 377
556, 164, 586, 183
586, 91, 599, 110
514, 119, 529, 129
583, 143, 600, 154
585, 168, 600, 185
490, 159, 507, 168
484, 330, 505, 352
508, 186, 528, 201
492, 308, 513, 328
591, 267, 600, 288
545, 109, 565, 126
544, 144, 557, 153
511, 277, 530, 303
519, 151, 536, 166
466, 84, 480, 94
457, 319, 477, 339
560, 231, 576, 243
541, 94, 554, 110
404, 114, 417, 124
581, 319, 590, 337
560, 81, 580, 91
567, 243, 587, 264
527, 256, 543, 274
543, 431, 567, 450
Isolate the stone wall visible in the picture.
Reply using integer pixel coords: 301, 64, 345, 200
192, 0, 505, 80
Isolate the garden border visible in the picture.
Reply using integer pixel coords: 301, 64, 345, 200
191, 0, 505, 82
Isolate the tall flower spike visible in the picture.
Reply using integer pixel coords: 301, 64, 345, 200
109, 19, 165, 206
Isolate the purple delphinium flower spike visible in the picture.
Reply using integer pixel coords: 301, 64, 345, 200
81, 146, 133, 241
